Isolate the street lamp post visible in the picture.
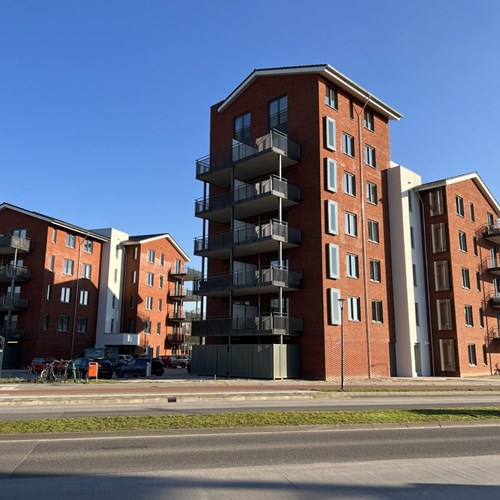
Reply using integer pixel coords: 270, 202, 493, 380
338, 298, 346, 391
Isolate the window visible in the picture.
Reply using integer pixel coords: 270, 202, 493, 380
410, 226, 415, 248
159, 275, 164, 289
467, 344, 477, 366
58, 315, 69, 332
458, 231, 467, 252
51, 228, 57, 243
349, 100, 354, 119
63, 259, 74, 276
269, 95, 288, 133
487, 212, 495, 226
147, 249, 155, 263
82, 263, 92, 279
46, 284, 52, 300
364, 109, 374, 131
80, 289, 88, 305
343, 172, 356, 196
408, 191, 413, 212
370, 260, 381, 282
146, 296, 153, 310
42, 314, 50, 331
328, 243, 340, 279
325, 86, 338, 109
365, 145, 376, 167
132, 270, 137, 284
470, 202, 475, 222
77, 317, 88, 333
325, 117, 336, 151
114, 268, 118, 283
133, 247, 139, 259
158, 298, 163, 311
112, 295, 116, 309
234, 111, 251, 142
366, 182, 377, 204
476, 272, 481, 291
348, 296, 361, 321
144, 321, 151, 334
434, 260, 450, 291
84, 240, 93, 254
326, 158, 337, 192
473, 237, 478, 256
368, 220, 379, 243
49, 255, 55, 272
456, 196, 465, 216
66, 233, 75, 248
147, 272, 154, 286
431, 223, 447, 253
413, 264, 417, 287
483, 344, 488, 365
110, 318, 114, 333
342, 133, 355, 156
61, 287, 71, 303
415, 302, 420, 326
328, 288, 341, 325
327, 200, 338, 235
345, 212, 357, 237
461, 268, 470, 289
437, 299, 453, 330
440, 339, 456, 371
160, 253, 165, 266
346, 253, 359, 278
465, 305, 474, 327
480, 307, 485, 328
429, 188, 444, 216
372, 300, 383, 323
156, 322, 161, 335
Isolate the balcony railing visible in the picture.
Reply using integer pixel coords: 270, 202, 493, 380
0, 328, 26, 341
487, 292, 500, 308
488, 327, 500, 341
191, 314, 303, 337
169, 266, 202, 281
170, 287, 201, 301
194, 267, 302, 296
482, 257, 500, 275
165, 334, 184, 344
195, 175, 301, 222
0, 264, 31, 282
194, 220, 301, 257
0, 235, 32, 253
481, 223, 500, 244
0, 294, 28, 310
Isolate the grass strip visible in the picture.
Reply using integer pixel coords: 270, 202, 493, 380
2, 407, 500, 434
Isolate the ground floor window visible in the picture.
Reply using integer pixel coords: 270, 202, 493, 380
467, 344, 477, 366
439, 338, 456, 371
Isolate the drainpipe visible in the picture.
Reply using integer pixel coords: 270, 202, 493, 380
356, 95, 372, 378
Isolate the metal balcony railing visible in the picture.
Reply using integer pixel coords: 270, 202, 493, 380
195, 175, 301, 216
488, 327, 500, 341
194, 267, 302, 295
194, 220, 301, 255
165, 334, 184, 344
191, 313, 303, 337
170, 287, 201, 301
482, 257, 500, 273
486, 292, 500, 307
0, 235, 32, 253
0, 264, 31, 281
170, 266, 202, 280
0, 294, 28, 310
481, 223, 500, 238
196, 130, 300, 178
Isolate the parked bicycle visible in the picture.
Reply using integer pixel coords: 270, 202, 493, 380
40, 362, 57, 383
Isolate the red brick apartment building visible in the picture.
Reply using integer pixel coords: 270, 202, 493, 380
418, 174, 500, 376
191, 65, 403, 380
0, 203, 197, 368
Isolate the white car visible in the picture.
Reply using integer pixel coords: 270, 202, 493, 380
118, 354, 134, 365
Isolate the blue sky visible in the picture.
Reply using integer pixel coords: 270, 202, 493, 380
1, 0, 499, 263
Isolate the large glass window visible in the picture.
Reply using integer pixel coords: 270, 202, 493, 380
325, 86, 338, 109
440, 339, 456, 371
431, 223, 447, 253
342, 133, 355, 156
269, 95, 288, 133
345, 212, 357, 237
437, 299, 453, 330
429, 188, 444, 216
348, 296, 361, 321
234, 111, 251, 142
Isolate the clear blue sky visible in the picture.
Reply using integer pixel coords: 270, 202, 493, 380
1, 0, 499, 263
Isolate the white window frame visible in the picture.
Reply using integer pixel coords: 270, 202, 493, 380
465, 305, 474, 327
366, 181, 377, 204
348, 296, 361, 321
345, 212, 357, 237
325, 117, 336, 151
82, 263, 92, 279
343, 171, 356, 196
431, 223, 447, 253
369, 259, 381, 282
325, 86, 338, 109
79, 289, 89, 306
456, 195, 465, 216
368, 220, 379, 243
372, 300, 383, 323
342, 133, 355, 157
461, 267, 470, 289
328, 288, 341, 325
365, 145, 376, 167
437, 299, 453, 330
60, 287, 71, 303
458, 231, 467, 252
346, 253, 359, 278
326, 158, 337, 192
146, 296, 153, 310
327, 200, 338, 235
434, 260, 450, 291
146, 272, 154, 287
328, 243, 339, 279
63, 258, 74, 276
364, 109, 374, 131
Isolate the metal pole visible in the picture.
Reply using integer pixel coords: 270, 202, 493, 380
339, 298, 346, 391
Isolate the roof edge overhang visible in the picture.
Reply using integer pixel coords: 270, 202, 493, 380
123, 233, 190, 261
216, 64, 403, 121
417, 172, 500, 216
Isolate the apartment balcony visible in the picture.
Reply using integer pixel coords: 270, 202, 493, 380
196, 130, 301, 188
0, 294, 28, 311
194, 267, 302, 298
487, 292, 500, 308
103, 332, 141, 347
185, 311, 201, 322
191, 314, 303, 337
488, 327, 500, 341
195, 175, 301, 223
169, 266, 202, 282
482, 224, 500, 245
170, 287, 201, 302
482, 257, 500, 276
165, 333, 184, 344
194, 220, 301, 259
0, 264, 31, 283
0, 328, 26, 341
0, 235, 32, 255
167, 312, 186, 323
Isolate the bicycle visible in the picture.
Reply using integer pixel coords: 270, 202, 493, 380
40, 362, 56, 383
494, 364, 500, 375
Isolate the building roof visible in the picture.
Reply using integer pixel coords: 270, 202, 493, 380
417, 172, 500, 216
216, 64, 404, 120
122, 233, 190, 261
0, 202, 110, 241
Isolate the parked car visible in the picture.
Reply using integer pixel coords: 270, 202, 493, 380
117, 354, 134, 365
167, 355, 191, 368
114, 358, 164, 378
68, 357, 114, 379
30, 357, 67, 374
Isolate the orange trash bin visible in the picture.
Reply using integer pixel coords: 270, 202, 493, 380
88, 361, 98, 379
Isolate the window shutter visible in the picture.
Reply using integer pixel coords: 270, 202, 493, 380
328, 288, 341, 325
325, 117, 336, 151
328, 244, 339, 279
326, 158, 337, 192
328, 200, 338, 235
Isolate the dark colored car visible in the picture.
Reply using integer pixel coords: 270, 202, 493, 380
68, 357, 114, 379
114, 358, 164, 378
30, 357, 67, 374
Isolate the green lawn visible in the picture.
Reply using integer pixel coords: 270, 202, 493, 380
2, 408, 500, 434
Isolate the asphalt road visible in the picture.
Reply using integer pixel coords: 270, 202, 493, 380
1, 392, 500, 419
1, 425, 500, 499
